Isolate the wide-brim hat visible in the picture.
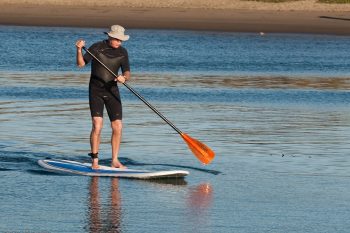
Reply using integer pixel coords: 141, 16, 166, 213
104, 25, 129, 41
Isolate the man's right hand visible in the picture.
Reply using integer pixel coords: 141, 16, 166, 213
75, 40, 86, 50
76, 39, 86, 67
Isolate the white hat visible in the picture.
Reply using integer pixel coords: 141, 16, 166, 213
105, 25, 129, 41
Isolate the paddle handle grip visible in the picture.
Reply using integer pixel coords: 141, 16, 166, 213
82, 46, 183, 135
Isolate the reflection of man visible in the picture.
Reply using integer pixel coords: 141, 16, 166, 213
109, 178, 122, 231
88, 177, 101, 232
87, 177, 122, 232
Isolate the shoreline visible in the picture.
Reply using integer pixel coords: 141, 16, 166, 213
0, 3, 350, 35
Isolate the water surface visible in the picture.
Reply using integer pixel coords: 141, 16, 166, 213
1, 26, 350, 232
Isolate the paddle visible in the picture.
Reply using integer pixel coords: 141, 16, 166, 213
82, 47, 215, 165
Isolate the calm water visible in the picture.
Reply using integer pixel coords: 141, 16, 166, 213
1, 26, 350, 232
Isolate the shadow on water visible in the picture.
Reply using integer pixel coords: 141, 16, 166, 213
26, 169, 69, 176
113, 157, 222, 175
0, 149, 48, 171
0, 168, 12, 171
140, 177, 188, 185
0, 149, 86, 175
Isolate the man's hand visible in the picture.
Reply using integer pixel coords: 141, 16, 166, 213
116, 75, 126, 84
75, 40, 86, 51
76, 39, 86, 67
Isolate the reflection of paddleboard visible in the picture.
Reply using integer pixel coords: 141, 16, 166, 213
38, 159, 189, 179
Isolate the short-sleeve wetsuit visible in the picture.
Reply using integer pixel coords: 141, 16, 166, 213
83, 40, 130, 121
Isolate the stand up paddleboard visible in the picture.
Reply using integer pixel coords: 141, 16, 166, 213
38, 159, 189, 179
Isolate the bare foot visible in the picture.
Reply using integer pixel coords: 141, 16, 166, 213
111, 160, 127, 169
91, 158, 100, 169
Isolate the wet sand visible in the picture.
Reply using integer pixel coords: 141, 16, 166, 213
0, 1, 350, 35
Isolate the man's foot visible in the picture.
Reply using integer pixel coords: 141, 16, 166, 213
111, 160, 127, 169
91, 158, 100, 169
89, 152, 100, 169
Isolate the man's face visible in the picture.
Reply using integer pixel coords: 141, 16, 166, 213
108, 37, 122, 48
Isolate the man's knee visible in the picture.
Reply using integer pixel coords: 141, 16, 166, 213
92, 117, 103, 134
111, 120, 122, 132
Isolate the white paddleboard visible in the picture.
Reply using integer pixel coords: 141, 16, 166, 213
38, 159, 189, 179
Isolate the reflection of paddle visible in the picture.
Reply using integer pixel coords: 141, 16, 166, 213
188, 183, 213, 210
83, 47, 215, 164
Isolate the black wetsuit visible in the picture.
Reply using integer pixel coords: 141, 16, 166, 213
83, 40, 130, 121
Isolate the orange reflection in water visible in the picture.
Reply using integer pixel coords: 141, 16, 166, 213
185, 183, 214, 232
187, 183, 213, 213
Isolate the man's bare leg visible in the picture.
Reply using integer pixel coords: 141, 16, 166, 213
111, 120, 126, 169
90, 117, 103, 169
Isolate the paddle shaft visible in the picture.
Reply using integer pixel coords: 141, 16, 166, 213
82, 46, 183, 135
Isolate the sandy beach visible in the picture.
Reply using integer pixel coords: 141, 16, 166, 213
0, 0, 350, 35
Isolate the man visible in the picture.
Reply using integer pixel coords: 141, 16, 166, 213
75, 25, 131, 169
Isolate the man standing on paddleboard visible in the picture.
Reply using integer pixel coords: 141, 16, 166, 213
75, 25, 131, 169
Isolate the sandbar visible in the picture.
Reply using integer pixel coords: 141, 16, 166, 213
0, 1, 350, 35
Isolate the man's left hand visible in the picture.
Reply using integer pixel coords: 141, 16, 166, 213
115, 75, 126, 83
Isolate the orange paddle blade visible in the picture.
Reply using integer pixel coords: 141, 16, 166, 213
181, 133, 215, 165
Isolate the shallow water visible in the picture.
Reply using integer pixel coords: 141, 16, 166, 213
1, 26, 350, 232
